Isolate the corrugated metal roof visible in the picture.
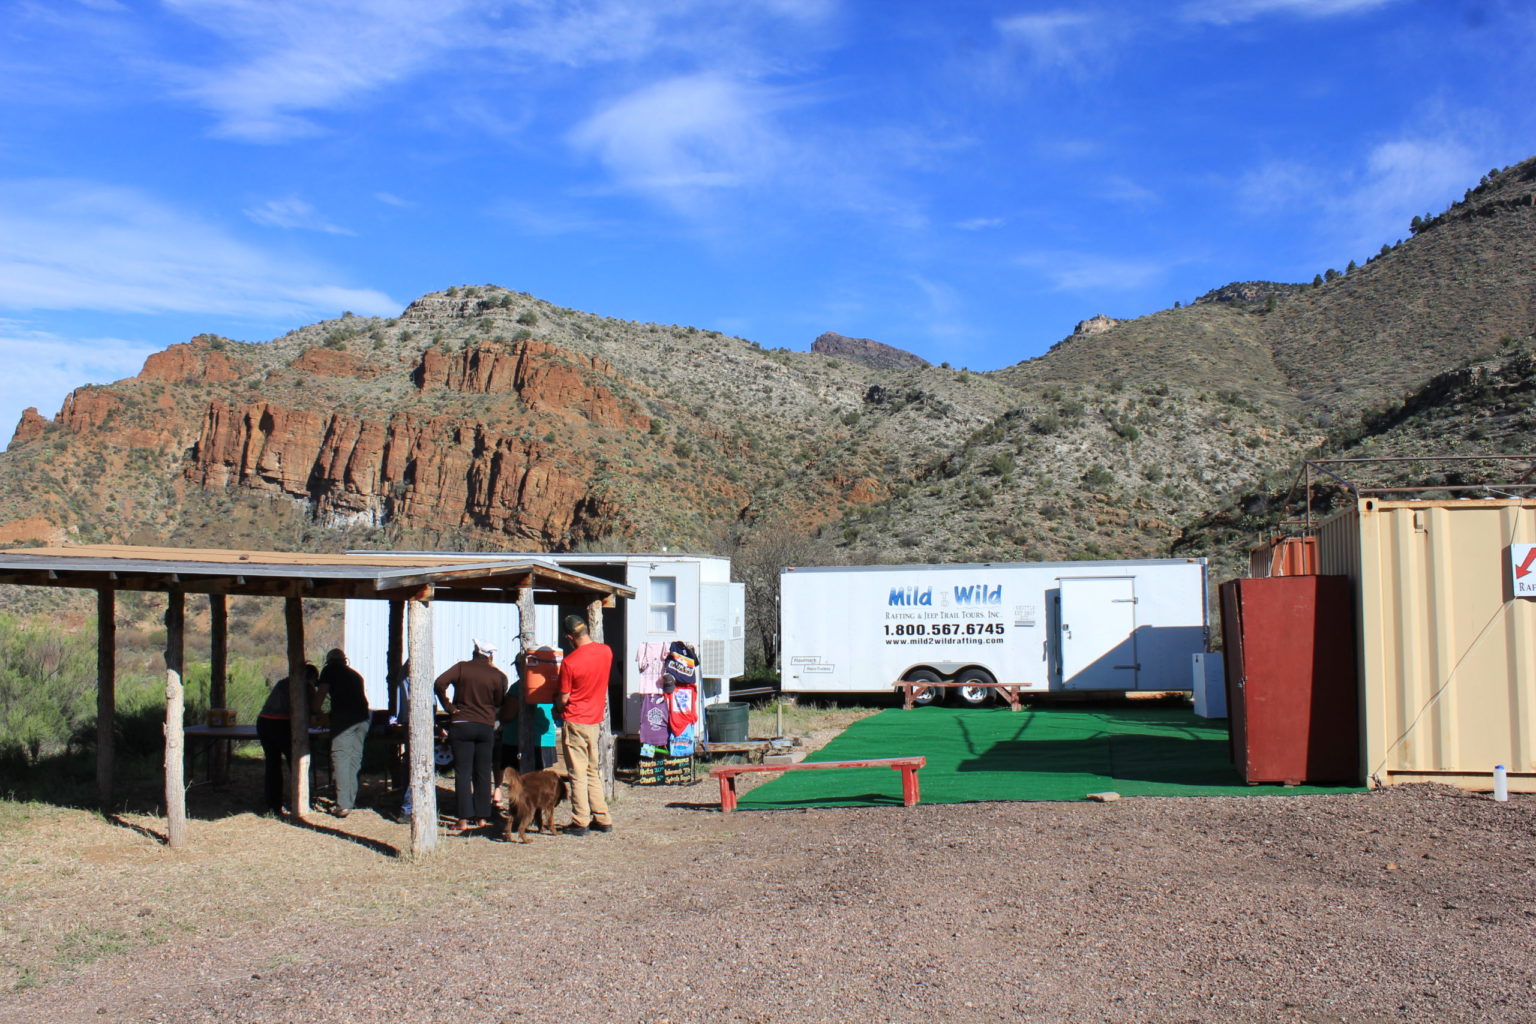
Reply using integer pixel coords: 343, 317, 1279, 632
0, 544, 635, 600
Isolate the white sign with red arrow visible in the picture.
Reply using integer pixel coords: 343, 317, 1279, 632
1513, 545, 1536, 598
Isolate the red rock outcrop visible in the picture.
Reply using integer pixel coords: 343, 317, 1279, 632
415, 340, 647, 430
0, 516, 64, 545
11, 408, 47, 445
59, 389, 122, 432
188, 399, 619, 546
292, 348, 374, 378
141, 342, 244, 384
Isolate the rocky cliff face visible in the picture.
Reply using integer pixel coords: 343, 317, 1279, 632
5, 153, 1534, 575
183, 337, 651, 545
811, 332, 930, 371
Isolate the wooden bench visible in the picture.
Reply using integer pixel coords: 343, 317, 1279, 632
899, 681, 1030, 711
710, 756, 926, 813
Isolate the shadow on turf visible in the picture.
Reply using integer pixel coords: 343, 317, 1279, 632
953, 733, 1242, 786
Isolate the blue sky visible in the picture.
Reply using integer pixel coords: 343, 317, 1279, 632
2, 0, 1533, 437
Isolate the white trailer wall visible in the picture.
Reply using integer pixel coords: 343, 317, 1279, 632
342, 552, 744, 738
344, 598, 521, 712
781, 559, 1207, 695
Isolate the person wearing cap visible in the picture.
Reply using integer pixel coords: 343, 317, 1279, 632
555, 613, 614, 836
318, 647, 370, 818
434, 639, 509, 833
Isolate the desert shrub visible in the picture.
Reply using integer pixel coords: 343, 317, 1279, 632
1082, 465, 1115, 490
0, 615, 96, 765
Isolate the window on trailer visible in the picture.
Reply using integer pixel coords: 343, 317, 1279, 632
650, 576, 677, 632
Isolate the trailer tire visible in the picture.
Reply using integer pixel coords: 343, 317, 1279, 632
903, 669, 943, 707
953, 668, 996, 708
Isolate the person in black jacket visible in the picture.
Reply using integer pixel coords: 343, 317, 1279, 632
319, 648, 369, 818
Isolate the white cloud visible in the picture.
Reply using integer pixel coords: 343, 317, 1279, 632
161, 0, 476, 141
1100, 176, 1160, 205
1184, 0, 1401, 24
488, 198, 624, 238
373, 192, 412, 208
568, 74, 791, 207
956, 217, 1005, 231
0, 179, 397, 320
1236, 159, 1323, 211
910, 274, 973, 348
0, 322, 158, 442
1236, 135, 1482, 258
151, 0, 842, 143
245, 196, 353, 234
993, 9, 1127, 80
1336, 137, 1482, 248
1017, 251, 1170, 292
996, 11, 1101, 69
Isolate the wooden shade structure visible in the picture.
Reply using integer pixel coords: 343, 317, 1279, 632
0, 545, 633, 856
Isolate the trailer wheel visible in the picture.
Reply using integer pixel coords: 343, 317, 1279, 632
903, 669, 943, 707
953, 668, 996, 708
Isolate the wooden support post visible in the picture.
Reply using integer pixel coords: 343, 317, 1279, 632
96, 589, 115, 808
164, 591, 187, 849
285, 596, 310, 821
407, 593, 437, 856
209, 594, 229, 784
386, 600, 404, 721
210, 594, 228, 709
515, 586, 536, 771
588, 598, 615, 802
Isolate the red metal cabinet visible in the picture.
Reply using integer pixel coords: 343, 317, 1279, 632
1219, 575, 1360, 784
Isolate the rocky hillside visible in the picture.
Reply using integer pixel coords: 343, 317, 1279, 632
811, 332, 931, 371
998, 158, 1536, 423
2, 155, 1534, 614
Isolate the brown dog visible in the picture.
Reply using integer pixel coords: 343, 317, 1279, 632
494, 765, 570, 843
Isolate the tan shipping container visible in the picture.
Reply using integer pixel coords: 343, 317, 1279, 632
1316, 498, 1536, 792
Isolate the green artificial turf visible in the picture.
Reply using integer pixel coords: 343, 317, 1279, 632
735, 705, 1364, 809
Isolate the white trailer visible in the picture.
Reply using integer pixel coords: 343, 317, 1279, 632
780, 558, 1208, 705
343, 552, 744, 737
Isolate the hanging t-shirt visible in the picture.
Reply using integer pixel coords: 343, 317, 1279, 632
664, 645, 698, 688
667, 682, 698, 737
636, 641, 668, 694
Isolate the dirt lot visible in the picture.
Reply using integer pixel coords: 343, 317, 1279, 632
2, 733, 1534, 1024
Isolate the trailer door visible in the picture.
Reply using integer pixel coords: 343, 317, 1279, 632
1058, 577, 1138, 690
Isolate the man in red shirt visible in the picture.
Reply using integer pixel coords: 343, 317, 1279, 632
556, 613, 614, 835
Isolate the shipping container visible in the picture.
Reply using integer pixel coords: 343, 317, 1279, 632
1248, 536, 1318, 578
343, 552, 744, 738
1316, 499, 1536, 792
1220, 575, 1360, 783
780, 558, 1208, 705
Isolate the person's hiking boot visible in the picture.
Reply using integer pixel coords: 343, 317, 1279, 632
589, 821, 613, 833
562, 823, 589, 837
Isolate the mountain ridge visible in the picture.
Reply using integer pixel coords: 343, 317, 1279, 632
3, 156, 1535, 660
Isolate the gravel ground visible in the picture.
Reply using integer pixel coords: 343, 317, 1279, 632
4, 775, 1534, 1024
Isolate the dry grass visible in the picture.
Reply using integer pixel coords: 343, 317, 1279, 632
0, 703, 875, 994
